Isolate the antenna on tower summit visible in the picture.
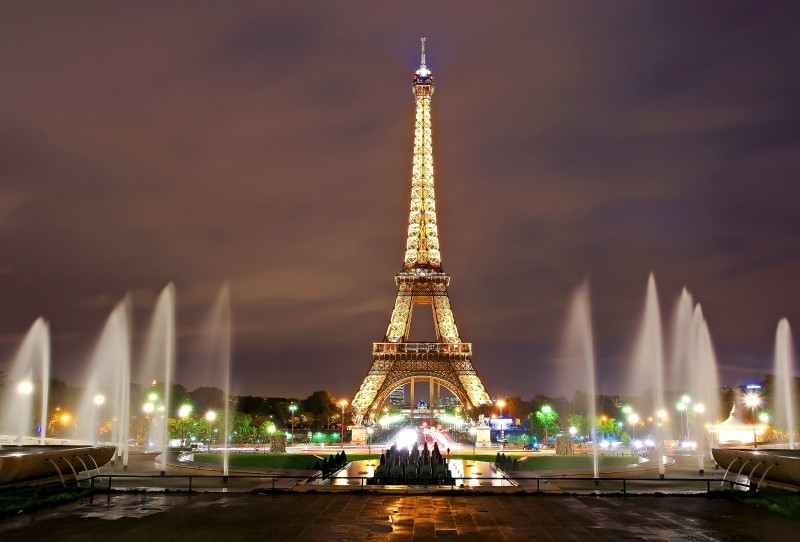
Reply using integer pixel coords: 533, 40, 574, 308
420, 37, 427, 69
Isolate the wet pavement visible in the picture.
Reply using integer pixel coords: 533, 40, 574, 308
1, 492, 798, 541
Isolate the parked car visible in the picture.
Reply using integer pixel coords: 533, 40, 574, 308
522, 443, 539, 451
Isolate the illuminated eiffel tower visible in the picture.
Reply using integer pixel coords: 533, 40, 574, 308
352, 39, 491, 423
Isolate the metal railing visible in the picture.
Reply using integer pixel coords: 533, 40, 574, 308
4, 471, 753, 497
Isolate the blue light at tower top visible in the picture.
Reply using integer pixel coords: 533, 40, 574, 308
414, 37, 433, 83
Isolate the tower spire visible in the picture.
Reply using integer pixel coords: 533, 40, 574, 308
420, 37, 427, 70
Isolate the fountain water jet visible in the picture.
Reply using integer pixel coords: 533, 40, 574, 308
193, 283, 233, 477
0, 318, 50, 444
629, 274, 666, 477
74, 297, 132, 469
669, 288, 694, 393
774, 319, 796, 449
687, 304, 720, 472
557, 280, 599, 479
139, 284, 176, 475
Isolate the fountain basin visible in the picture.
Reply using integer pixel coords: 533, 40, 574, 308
712, 448, 800, 489
0, 445, 115, 485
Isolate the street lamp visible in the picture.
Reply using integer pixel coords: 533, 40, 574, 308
541, 405, 553, 447
745, 392, 761, 448
339, 399, 348, 449
17, 380, 34, 395
627, 413, 640, 439
205, 410, 217, 450
366, 426, 373, 456
94, 394, 105, 442
676, 402, 687, 440
497, 399, 506, 449
289, 404, 297, 444
178, 404, 192, 418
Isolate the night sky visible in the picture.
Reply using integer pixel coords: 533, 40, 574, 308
1, 2, 799, 400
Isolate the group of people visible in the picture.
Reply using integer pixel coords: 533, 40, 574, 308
371, 440, 453, 485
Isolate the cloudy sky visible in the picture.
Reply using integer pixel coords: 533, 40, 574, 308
1, 1, 799, 400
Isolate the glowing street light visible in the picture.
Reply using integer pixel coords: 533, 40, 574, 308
178, 404, 192, 419
17, 381, 34, 395
627, 412, 640, 439
204, 410, 217, 450
496, 399, 507, 449
339, 399, 348, 449
142, 402, 155, 415
289, 403, 297, 443
366, 426, 374, 456
745, 392, 761, 448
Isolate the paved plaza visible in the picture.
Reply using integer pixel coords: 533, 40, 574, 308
1, 492, 798, 541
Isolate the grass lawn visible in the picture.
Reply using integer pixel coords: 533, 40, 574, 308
508, 455, 635, 471
193, 453, 323, 470
739, 493, 800, 520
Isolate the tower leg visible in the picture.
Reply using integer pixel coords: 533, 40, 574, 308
429, 377, 434, 427
410, 379, 415, 422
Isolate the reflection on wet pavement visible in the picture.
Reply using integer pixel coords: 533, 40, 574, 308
326, 459, 515, 487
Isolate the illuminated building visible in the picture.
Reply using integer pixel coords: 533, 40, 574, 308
352, 39, 492, 422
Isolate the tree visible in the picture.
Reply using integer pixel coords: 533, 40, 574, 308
534, 405, 559, 444
303, 391, 337, 429
188, 386, 225, 413
230, 413, 256, 443
596, 416, 623, 440
567, 413, 590, 437
168, 416, 194, 442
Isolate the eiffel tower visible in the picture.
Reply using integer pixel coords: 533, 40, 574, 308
351, 39, 491, 423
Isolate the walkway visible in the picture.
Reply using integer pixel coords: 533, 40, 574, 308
1, 492, 797, 541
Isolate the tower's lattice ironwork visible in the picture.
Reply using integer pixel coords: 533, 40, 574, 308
352, 39, 491, 423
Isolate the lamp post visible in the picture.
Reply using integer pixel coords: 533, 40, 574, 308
205, 410, 217, 451
745, 392, 761, 448
94, 394, 105, 442
289, 404, 297, 444
541, 405, 553, 447
339, 399, 348, 450
367, 426, 373, 456
496, 399, 506, 450
628, 413, 640, 440
178, 404, 192, 447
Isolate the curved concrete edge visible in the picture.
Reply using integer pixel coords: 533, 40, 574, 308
0, 445, 116, 485
712, 447, 800, 489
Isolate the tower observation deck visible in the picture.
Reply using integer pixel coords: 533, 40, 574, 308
351, 39, 492, 423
